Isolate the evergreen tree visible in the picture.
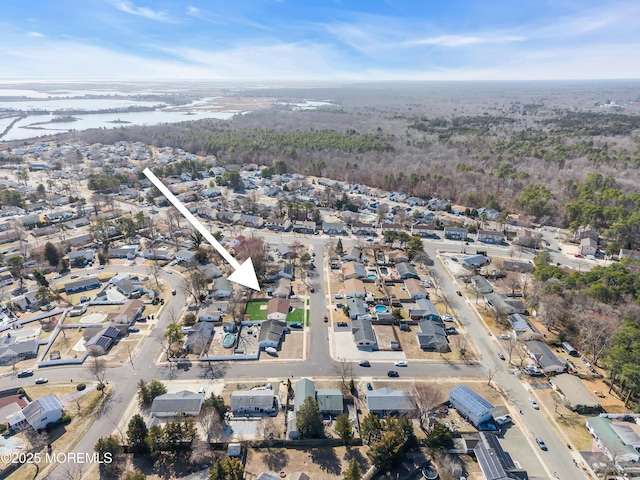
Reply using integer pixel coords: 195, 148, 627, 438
344, 459, 362, 480
127, 414, 148, 454
44, 242, 60, 266
335, 414, 353, 443
296, 397, 324, 439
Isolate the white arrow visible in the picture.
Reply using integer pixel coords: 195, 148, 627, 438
143, 168, 260, 291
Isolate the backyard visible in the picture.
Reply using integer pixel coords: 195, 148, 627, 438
245, 301, 268, 321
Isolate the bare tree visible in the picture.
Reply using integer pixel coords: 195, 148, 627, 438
88, 354, 107, 391
412, 384, 446, 433
58, 462, 85, 480
258, 415, 282, 445
25, 428, 49, 451
576, 306, 621, 366
333, 359, 354, 394
198, 406, 224, 442
485, 367, 498, 387
451, 335, 470, 363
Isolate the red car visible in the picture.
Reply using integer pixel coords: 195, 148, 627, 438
323, 315, 328, 322
310, 287, 315, 293
574, 253, 583, 258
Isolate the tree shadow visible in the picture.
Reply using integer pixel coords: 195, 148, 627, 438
344, 446, 366, 465
307, 447, 341, 475
197, 361, 228, 379
264, 448, 289, 471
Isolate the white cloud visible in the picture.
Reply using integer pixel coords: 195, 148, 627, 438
407, 34, 524, 47
27, 31, 44, 38
186, 6, 200, 16
106, 0, 174, 22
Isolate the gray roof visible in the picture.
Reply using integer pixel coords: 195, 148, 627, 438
176, 250, 196, 261
449, 386, 494, 416
525, 340, 564, 371
22, 395, 64, 427
416, 320, 449, 351
352, 317, 376, 344
0, 338, 38, 359
230, 390, 275, 410
149, 390, 204, 415
471, 275, 493, 294
413, 298, 441, 319
550, 374, 600, 409
258, 319, 286, 345
64, 276, 100, 292
462, 254, 490, 268
474, 432, 516, 480
586, 417, 640, 462
367, 388, 415, 413
347, 297, 368, 317
294, 378, 315, 412
396, 262, 418, 278
213, 276, 232, 292
316, 389, 343, 413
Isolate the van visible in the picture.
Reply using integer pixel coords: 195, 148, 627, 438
562, 342, 578, 357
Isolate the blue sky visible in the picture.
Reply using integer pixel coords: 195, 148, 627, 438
1, 0, 639, 80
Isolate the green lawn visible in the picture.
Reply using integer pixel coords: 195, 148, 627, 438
305, 310, 310, 327
286, 308, 304, 324
245, 301, 268, 321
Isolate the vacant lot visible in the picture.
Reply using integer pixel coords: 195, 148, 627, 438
47, 327, 85, 359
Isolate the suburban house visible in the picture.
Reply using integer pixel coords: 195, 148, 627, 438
342, 246, 362, 262
258, 319, 288, 349
387, 250, 409, 264
381, 223, 404, 234
477, 230, 504, 244
108, 245, 139, 259
549, 374, 601, 413
292, 220, 316, 234
0, 229, 21, 244
273, 278, 292, 298
411, 223, 438, 238
0, 272, 14, 287
449, 386, 494, 429
472, 432, 528, 480
366, 388, 415, 417
276, 264, 294, 280
461, 254, 490, 269
525, 340, 565, 374
149, 390, 205, 418
67, 249, 95, 266
267, 297, 291, 321
197, 263, 223, 280
114, 276, 145, 299
347, 297, 370, 320
176, 250, 196, 264
508, 314, 541, 341
12, 290, 39, 312
485, 292, 526, 316
294, 379, 316, 413
64, 276, 101, 294
240, 214, 264, 228
265, 218, 291, 231
342, 261, 366, 280
416, 320, 449, 352
351, 222, 376, 236
85, 325, 120, 354
351, 317, 377, 350
8, 395, 64, 431
198, 305, 225, 322
212, 277, 233, 298
109, 299, 145, 325
471, 275, 493, 294
0, 335, 38, 365
404, 278, 428, 299
586, 417, 640, 464
344, 278, 366, 298
580, 237, 598, 256
316, 389, 344, 416
444, 227, 467, 240
396, 262, 419, 279
184, 322, 213, 354
408, 298, 441, 321
619, 249, 640, 260
230, 390, 277, 414
322, 222, 345, 235
502, 261, 534, 273
514, 229, 540, 248
142, 248, 174, 261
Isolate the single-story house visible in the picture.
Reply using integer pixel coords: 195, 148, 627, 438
184, 322, 213, 354
514, 229, 539, 248
416, 320, 449, 352
586, 416, 640, 463
198, 306, 223, 323
265, 218, 291, 231
473, 432, 528, 480
67, 249, 95, 266
485, 292, 526, 316
241, 214, 264, 228
387, 249, 410, 264
267, 298, 290, 321
342, 261, 366, 280
396, 262, 419, 279
502, 261, 534, 273
367, 388, 415, 417
12, 395, 64, 431
277, 264, 294, 280
461, 254, 490, 269
619, 249, 640, 260
404, 278, 428, 299
85, 325, 120, 354
294, 378, 316, 413
0, 272, 14, 287
213, 277, 233, 298
258, 319, 288, 348
408, 298, 441, 321
0, 336, 38, 365
109, 299, 145, 325
114, 276, 145, 299
142, 248, 174, 261
471, 275, 493, 294
108, 245, 139, 259
525, 340, 565, 374
273, 278, 292, 298
351, 317, 377, 350
342, 246, 362, 262
316, 389, 343, 415
176, 250, 196, 264
508, 313, 541, 341
231, 390, 276, 414
347, 297, 370, 320
149, 390, 204, 417
64, 276, 101, 294
344, 278, 366, 298
549, 374, 601, 413
449, 386, 494, 429
197, 263, 223, 280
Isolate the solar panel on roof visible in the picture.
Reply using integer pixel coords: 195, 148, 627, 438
450, 386, 494, 416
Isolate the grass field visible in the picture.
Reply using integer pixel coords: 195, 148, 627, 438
245, 301, 268, 321
286, 308, 304, 324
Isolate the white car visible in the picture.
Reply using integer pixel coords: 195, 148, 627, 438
165, 269, 172, 274
394, 361, 408, 367
529, 397, 539, 409
53, 274, 62, 280
499, 333, 512, 340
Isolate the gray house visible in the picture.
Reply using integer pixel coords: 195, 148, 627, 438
416, 320, 449, 352
294, 378, 316, 412
367, 388, 415, 417
408, 298, 441, 321
149, 390, 204, 417
396, 262, 419, 279
351, 318, 377, 350
316, 389, 344, 416
231, 390, 276, 414
525, 341, 565, 374
347, 297, 369, 320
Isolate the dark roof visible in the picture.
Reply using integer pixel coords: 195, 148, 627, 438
64, 276, 100, 291
352, 317, 376, 343
149, 390, 204, 415
367, 388, 415, 413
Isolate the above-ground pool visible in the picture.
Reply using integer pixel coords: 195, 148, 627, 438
222, 333, 236, 348
367, 274, 377, 279
374, 305, 389, 313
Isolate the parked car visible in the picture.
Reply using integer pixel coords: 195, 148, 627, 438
290, 322, 302, 328
444, 326, 458, 335
359, 360, 370, 367
334, 294, 343, 299
498, 352, 505, 360
442, 314, 454, 322
35, 378, 48, 384
53, 274, 62, 280
529, 398, 539, 409
128, 327, 140, 333
366, 382, 373, 390
535, 437, 547, 450
323, 315, 328, 323
17, 370, 33, 378
336, 302, 344, 308
574, 253, 583, 258
172, 289, 176, 295
394, 361, 408, 367
337, 322, 348, 327
165, 269, 172, 274
309, 287, 315, 293
499, 333, 511, 340
70, 274, 79, 279
456, 290, 462, 296
97, 265, 105, 270
495, 415, 513, 426
387, 370, 400, 377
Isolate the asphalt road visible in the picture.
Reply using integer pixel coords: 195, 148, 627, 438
2, 230, 589, 479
